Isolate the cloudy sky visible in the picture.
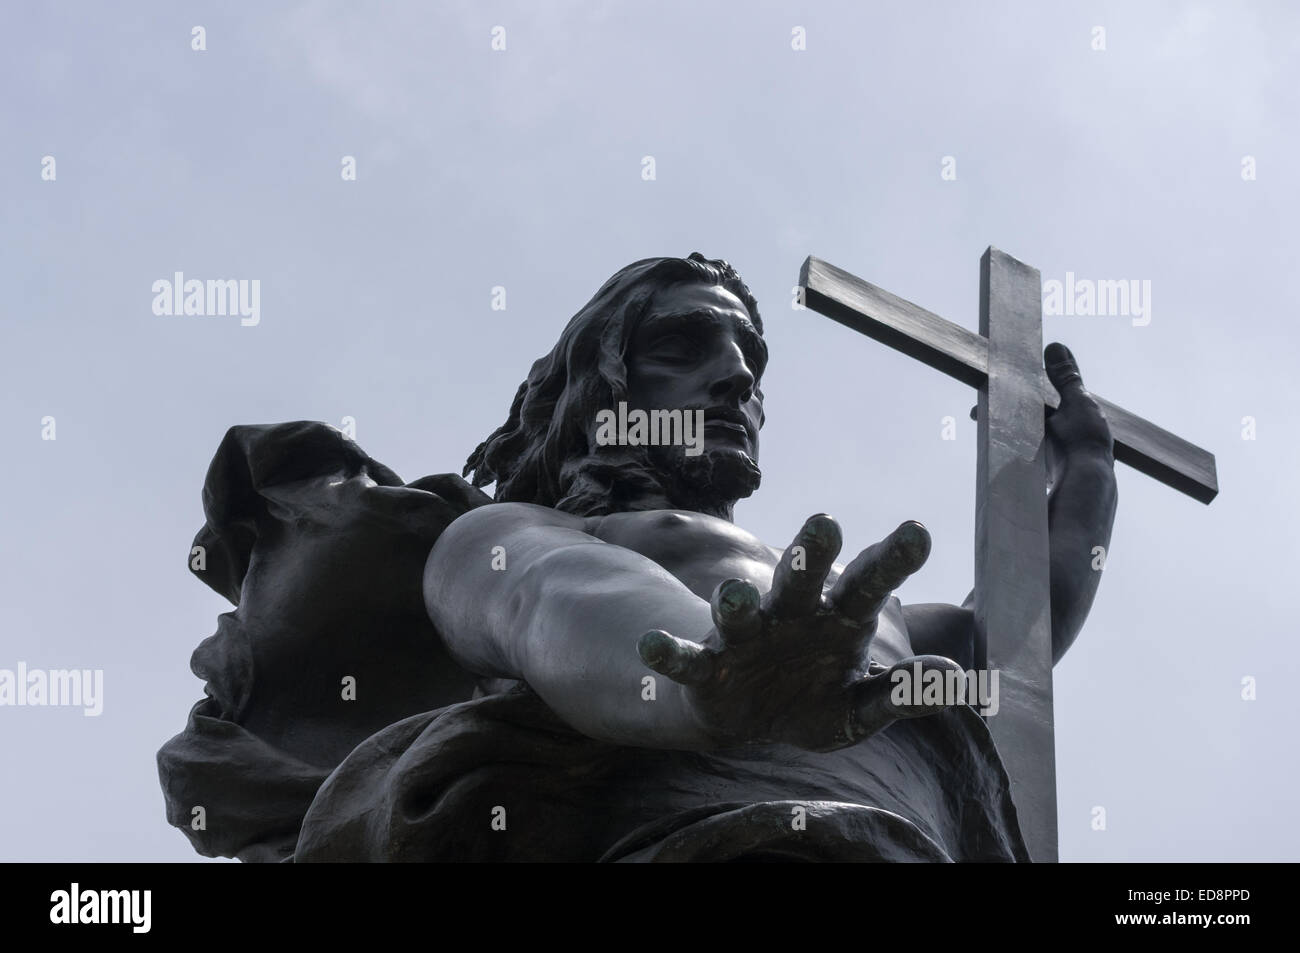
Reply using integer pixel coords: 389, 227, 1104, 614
2, 1, 1296, 861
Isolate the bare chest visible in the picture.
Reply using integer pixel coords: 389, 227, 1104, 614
588, 510, 915, 664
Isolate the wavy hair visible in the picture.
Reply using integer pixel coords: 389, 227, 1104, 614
463, 253, 765, 515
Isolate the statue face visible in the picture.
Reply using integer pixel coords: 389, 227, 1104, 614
622, 281, 765, 514
626, 282, 765, 463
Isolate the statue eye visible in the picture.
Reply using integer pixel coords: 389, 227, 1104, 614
647, 333, 695, 359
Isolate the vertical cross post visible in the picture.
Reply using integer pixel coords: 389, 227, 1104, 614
975, 248, 1057, 862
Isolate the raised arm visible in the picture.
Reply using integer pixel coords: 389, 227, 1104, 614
1041, 343, 1118, 663
904, 344, 1118, 667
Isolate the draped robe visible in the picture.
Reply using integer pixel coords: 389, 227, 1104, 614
157, 422, 1029, 862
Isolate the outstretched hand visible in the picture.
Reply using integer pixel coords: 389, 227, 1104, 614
638, 514, 964, 752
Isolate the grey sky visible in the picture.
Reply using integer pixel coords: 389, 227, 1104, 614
2, 1, 1296, 861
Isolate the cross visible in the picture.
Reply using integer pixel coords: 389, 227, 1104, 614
798, 248, 1218, 862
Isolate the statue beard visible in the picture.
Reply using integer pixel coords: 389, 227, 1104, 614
647, 442, 762, 521
554, 430, 763, 520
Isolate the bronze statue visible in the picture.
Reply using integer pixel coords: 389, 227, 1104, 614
158, 252, 1120, 861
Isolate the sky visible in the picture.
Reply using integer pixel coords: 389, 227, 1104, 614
1, 1, 1297, 862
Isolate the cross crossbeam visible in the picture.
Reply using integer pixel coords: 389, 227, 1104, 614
800, 255, 1218, 503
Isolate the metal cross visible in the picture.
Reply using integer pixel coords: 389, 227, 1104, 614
799, 248, 1218, 861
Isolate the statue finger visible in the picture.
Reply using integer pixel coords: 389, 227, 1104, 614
829, 521, 930, 624
766, 513, 842, 619
711, 578, 762, 645
1045, 342, 1085, 401
637, 630, 713, 686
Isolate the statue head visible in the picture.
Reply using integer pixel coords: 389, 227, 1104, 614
464, 253, 767, 520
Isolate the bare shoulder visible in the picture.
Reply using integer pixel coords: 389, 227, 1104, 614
441, 501, 588, 540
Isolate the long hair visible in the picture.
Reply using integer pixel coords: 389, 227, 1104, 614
463, 253, 765, 515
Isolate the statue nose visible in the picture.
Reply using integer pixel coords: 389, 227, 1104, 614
708, 348, 755, 404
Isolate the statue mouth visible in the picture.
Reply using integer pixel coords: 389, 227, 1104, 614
706, 420, 748, 437
703, 408, 755, 445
